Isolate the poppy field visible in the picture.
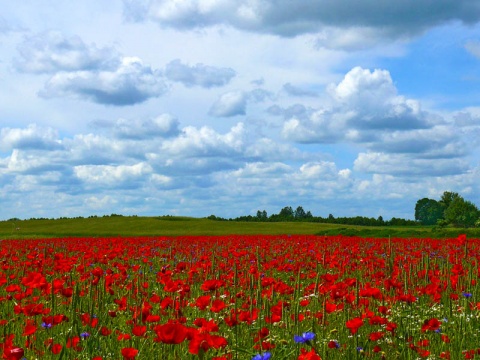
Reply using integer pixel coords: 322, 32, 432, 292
1, 234, 479, 359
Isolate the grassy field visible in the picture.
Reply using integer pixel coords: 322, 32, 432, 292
1, 215, 478, 239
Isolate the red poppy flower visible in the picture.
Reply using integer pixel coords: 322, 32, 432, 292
298, 348, 321, 360
132, 325, 147, 337
210, 299, 226, 313
421, 318, 441, 332
22, 324, 37, 336
51, 343, 62, 354
346, 317, 363, 334
121, 347, 138, 360
100, 326, 112, 336
153, 323, 187, 344
3, 347, 24, 360
195, 295, 211, 310
369, 331, 385, 341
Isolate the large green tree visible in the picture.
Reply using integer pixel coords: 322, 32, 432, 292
439, 191, 460, 211
444, 197, 480, 228
415, 198, 444, 225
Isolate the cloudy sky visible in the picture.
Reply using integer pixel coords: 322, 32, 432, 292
1, 1, 480, 220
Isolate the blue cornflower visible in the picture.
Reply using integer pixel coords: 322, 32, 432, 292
294, 331, 316, 343
462, 292, 473, 298
41, 322, 52, 329
356, 347, 364, 352
80, 332, 90, 339
252, 352, 272, 360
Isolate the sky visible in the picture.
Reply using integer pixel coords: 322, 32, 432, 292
1, 0, 480, 221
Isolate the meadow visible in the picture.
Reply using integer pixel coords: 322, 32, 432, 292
1, 232, 479, 359
1, 215, 475, 239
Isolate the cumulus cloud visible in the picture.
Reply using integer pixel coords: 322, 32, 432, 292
209, 90, 247, 117
209, 89, 273, 117
165, 59, 235, 88
16, 31, 118, 73
282, 66, 473, 177
6, 149, 65, 175
367, 126, 466, 158
40, 57, 167, 105
160, 122, 246, 158
455, 110, 480, 127
284, 67, 434, 147
74, 162, 152, 188
284, 67, 441, 142
232, 162, 292, 178
123, 0, 480, 48
15, 32, 167, 106
219, 160, 354, 206
2, 118, 480, 219
0, 124, 62, 151
354, 152, 469, 177
112, 114, 180, 139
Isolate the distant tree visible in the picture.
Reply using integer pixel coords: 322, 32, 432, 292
377, 215, 384, 224
294, 206, 306, 219
256, 210, 268, 220
278, 206, 294, 219
415, 198, 444, 225
444, 197, 480, 228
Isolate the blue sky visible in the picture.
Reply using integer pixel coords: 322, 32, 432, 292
1, 0, 480, 220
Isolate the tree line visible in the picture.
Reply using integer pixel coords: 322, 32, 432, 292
207, 206, 417, 226
415, 191, 480, 228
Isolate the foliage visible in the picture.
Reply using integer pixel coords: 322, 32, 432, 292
444, 197, 480, 228
220, 206, 418, 227
415, 191, 480, 228
414, 198, 444, 225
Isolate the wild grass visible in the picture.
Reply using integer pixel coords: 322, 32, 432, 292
1, 215, 478, 239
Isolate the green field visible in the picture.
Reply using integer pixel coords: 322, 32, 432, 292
1, 215, 478, 239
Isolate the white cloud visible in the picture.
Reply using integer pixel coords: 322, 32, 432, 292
6, 149, 65, 174
353, 152, 469, 177
281, 66, 475, 177
209, 90, 247, 117
165, 59, 236, 87
368, 125, 466, 158
232, 161, 291, 178
112, 114, 180, 139
298, 161, 344, 180
160, 122, 246, 158
40, 56, 167, 105
74, 162, 152, 187
15, 31, 118, 73
0, 124, 62, 151
209, 88, 273, 117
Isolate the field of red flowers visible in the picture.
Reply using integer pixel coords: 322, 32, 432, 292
0, 234, 479, 359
